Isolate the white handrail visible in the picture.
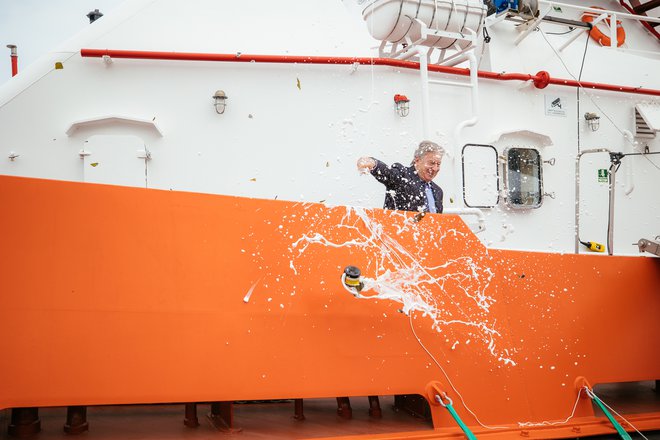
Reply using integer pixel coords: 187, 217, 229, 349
452, 50, 479, 210
622, 130, 636, 196
538, 1, 660, 24
444, 207, 486, 232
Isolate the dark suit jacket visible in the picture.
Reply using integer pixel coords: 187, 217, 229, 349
370, 159, 443, 213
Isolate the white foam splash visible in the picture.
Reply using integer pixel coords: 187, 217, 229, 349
284, 206, 516, 366
243, 278, 262, 303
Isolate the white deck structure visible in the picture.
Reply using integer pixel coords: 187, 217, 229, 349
0, 0, 659, 255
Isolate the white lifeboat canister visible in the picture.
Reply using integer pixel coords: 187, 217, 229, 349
361, 0, 486, 49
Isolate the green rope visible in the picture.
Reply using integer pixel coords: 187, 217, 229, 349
442, 398, 477, 440
588, 390, 632, 440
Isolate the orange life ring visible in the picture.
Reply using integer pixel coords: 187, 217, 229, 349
581, 6, 626, 47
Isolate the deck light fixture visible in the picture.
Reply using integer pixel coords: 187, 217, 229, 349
213, 90, 228, 114
584, 112, 600, 131
394, 94, 410, 117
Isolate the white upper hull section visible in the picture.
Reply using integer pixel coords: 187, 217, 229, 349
1, 0, 659, 256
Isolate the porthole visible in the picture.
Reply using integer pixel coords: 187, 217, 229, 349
504, 147, 543, 209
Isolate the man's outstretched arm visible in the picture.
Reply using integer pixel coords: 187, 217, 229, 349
356, 157, 405, 186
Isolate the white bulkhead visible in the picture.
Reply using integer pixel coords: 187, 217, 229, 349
0, 0, 659, 256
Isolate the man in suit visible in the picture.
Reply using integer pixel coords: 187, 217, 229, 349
357, 140, 444, 213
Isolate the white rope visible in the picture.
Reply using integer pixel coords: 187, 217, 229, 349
518, 387, 584, 427
408, 312, 593, 431
407, 313, 509, 430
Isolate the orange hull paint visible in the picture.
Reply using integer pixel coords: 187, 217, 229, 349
0, 175, 658, 438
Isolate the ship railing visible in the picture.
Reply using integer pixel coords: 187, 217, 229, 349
443, 207, 487, 233
510, 1, 660, 50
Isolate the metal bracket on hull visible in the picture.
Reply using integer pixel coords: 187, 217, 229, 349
207, 402, 241, 433
636, 237, 660, 256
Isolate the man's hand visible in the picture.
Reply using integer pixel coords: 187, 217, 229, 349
357, 157, 376, 174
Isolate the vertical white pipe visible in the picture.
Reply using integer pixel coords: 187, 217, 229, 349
574, 148, 611, 253
622, 129, 635, 195
575, 154, 581, 254
452, 50, 479, 208
607, 163, 616, 255
418, 46, 431, 140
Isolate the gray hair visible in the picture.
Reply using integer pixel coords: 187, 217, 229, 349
411, 140, 445, 165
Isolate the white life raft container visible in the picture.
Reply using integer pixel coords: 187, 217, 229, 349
361, 0, 487, 49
